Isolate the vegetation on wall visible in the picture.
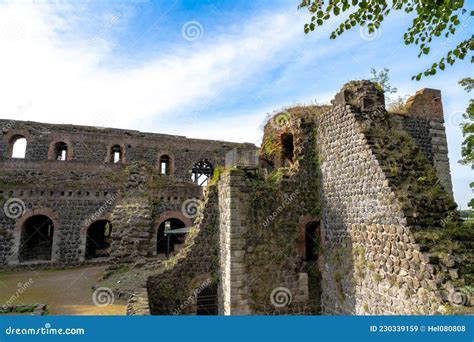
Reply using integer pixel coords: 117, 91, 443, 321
366, 120, 457, 228
146, 185, 220, 315
370, 68, 408, 113
243, 108, 324, 314
362, 110, 473, 301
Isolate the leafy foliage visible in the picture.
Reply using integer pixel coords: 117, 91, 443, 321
459, 77, 474, 208
299, 0, 473, 79
370, 68, 407, 112
387, 95, 408, 113
370, 68, 397, 94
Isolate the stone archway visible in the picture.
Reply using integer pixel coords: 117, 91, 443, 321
10, 208, 60, 264
79, 214, 111, 262
19, 215, 54, 261
297, 215, 322, 260
48, 138, 74, 161
151, 211, 192, 256
85, 220, 112, 259
4, 129, 32, 159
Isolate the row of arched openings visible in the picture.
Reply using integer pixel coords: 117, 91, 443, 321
8, 136, 214, 185
18, 215, 194, 262
9, 135, 121, 163
18, 215, 112, 262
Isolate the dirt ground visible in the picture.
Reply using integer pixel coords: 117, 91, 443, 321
0, 266, 126, 315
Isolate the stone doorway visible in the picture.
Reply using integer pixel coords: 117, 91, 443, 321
156, 218, 186, 254
85, 220, 112, 259
19, 215, 54, 262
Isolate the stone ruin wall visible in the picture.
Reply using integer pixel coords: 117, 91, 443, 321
144, 81, 470, 315
147, 185, 220, 315
392, 88, 453, 197
0, 80, 469, 316
316, 82, 460, 314
146, 105, 324, 315
0, 120, 253, 268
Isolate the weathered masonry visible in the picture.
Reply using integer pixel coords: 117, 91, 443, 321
1, 81, 472, 316
0, 121, 255, 266
145, 81, 472, 315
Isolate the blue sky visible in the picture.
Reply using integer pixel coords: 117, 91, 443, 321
0, 0, 472, 208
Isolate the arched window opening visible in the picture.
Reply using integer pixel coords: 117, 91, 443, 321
305, 221, 320, 261
110, 145, 122, 163
54, 142, 68, 161
10, 135, 27, 159
281, 133, 294, 165
156, 218, 186, 255
85, 220, 112, 259
19, 215, 54, 262
197, 285, 218, 315
191, 159, 213, 186
160, 155, 170, 175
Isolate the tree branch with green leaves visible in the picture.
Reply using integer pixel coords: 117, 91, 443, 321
459, 77, 474, 208
299, 0, 473, 80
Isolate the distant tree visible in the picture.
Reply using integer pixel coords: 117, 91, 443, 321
299, 0, 473, 80
459, 209, 474, 219
370, 68, 397, 94
370, 68, 408, 112
459, 77, 474, 209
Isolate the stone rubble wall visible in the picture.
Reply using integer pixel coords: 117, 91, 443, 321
218, 170, 252, 315
110, 197, 153, 262
316, 81, 460, 314
146, 186, 220, 315
392, 88, 453, 197
0, 119, 253, 181
0, 119, 254, 268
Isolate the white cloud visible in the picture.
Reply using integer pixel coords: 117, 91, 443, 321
0, 2, 318, 135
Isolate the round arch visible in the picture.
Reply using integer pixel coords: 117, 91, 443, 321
4, 129, 32, 159
156, 152, 175, 175
105, 143, 126, 164
11, 208, 60, 264
79, 214, 111, 261
48, 138, 74, 161
151, 211, 192, 256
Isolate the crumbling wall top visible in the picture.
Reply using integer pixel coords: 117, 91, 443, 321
333, 80, 385, 112
404, 88, 444, 122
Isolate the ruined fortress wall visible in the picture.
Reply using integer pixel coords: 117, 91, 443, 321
0, 120, 251, 181
218, 169, 316, 315
147, 186, 220, 315
316, 82, 458, 314
0, 120, 253, 268
0, 192, 119, 266
0, 162, 122, 266
391, 89, 453, 196
216, 108, 325, 315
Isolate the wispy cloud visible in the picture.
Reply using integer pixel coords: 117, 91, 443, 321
0, 3, 327, 133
